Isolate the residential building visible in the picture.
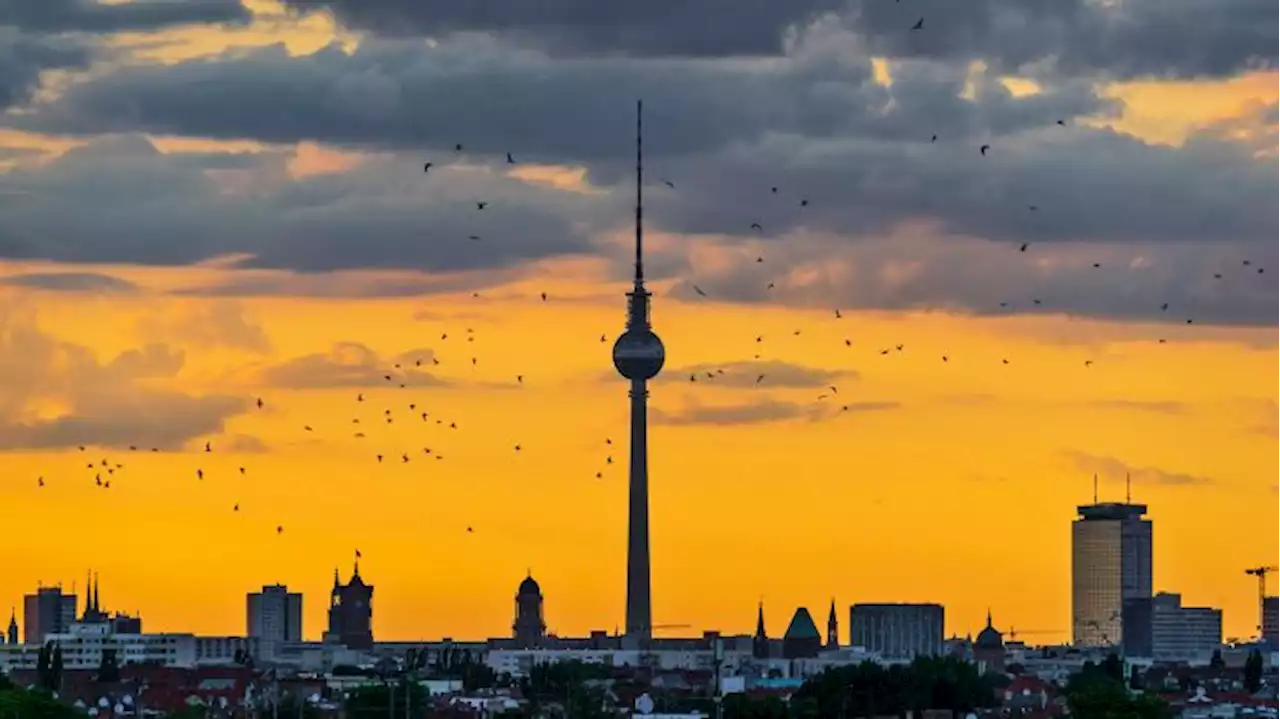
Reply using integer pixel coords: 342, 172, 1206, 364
23, 586, 78, 645
247, 585, 303, 658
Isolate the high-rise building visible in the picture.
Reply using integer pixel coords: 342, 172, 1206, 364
247, 584, 303, 657
1072, 500, 1152, 647
612, 100, 665, 641
1263, 596, 1278, 647
512, 573, 546, 649
1151, 592, 1221, 663
23, 586, 77, 645
325, 563, 373, 650
849, 603, 945, 660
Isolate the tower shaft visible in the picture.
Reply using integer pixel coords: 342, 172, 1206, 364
626, 378, 652, 639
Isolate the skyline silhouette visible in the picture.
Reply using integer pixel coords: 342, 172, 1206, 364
0, 0, 1275, 647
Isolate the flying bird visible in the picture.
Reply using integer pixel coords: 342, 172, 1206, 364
751, 223, 763, 231
911, 16, 923, 30
662, 179, 675, 189
980, 144, 991, 156
693, 285, 708, 297
1019, 243, 1029, 252
423, 162, 433, 173
506, 152, 515, 164
476, 201, 488, 210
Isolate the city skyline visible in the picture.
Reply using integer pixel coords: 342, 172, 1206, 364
0, 0, 1276, 648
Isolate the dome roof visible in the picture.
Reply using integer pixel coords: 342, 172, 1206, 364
975, 611, 1003, 649
518, 574, 541, 596
783, 607, 821, 641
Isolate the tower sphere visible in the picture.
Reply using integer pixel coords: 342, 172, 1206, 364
613, 329, 665, 380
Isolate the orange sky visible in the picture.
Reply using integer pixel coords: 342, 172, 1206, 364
0, 1, 1276, 646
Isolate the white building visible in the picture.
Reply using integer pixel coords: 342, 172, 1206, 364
0, 622, 258, 671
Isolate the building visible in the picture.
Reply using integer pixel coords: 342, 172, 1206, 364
247, 585, 303, 658
23, 585, 78, 645
1121, 597, 1154, 658
1263, 596, 1278, 646
752, 603, 770, 659
76, 573, 142, 635
612, 101, 665, 641
782, 608, 822, 659
973, 611, 1006, 673
325, 563, 373, 651
849, 604, 944, 660
0, 622, 258, 671
1151, 592, 1222, 663
1072, 500, 1152, 647
6, 610, 16, 645
513, 574, 546, 649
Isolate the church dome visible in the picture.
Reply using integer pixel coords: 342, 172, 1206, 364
518, 574, 541, 597
976, 612, 1003, 649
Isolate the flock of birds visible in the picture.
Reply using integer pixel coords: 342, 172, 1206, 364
23, 16, 1270, 543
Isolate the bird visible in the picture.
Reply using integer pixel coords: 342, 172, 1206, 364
595, 472, 603, 479
1056, 119, 1066, 126
834, 309, 842, 318
540, 292, 548, 301
600, 333, 607, 342
454, 143, 463, 152
423, 162, 433, 173
233, 504, 239, 512
980, 144, 991, 156
476, 201, 488, 210
516, 375, 524, 385
606, 456, 613, 465
693, 285, 708, 297
37, 477, 43, 487
196, 469, 204, 480
931, 134, 938, 142
1028, 205, 1038, 211
276, 525, 283, 534
1019, 243, 1029, 252
466, 526, 474, 533
662, 179, 675, 189
1084, 360, 1094, 367
750, 223, 763, 231
256, 398, 264, 409
755, 374, 765, 385
468, 235, 480, 241
514, 444, 522, 452
506, 152, 515, 164
204, 441, 212, 453
799, 199, 809, 207
911, 16, 923, 30
1160, 303, 1169, 311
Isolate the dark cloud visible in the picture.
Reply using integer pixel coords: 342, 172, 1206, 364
281, 0, 844, 57
281, 0, 1276, 80
0, 0, 250, 33
1064, 450, 1214, 487
652, 396, 896, 425
0, 305, 248, 450
846, 0, 1276, 80
656, 359, 853, 389
0, 271, 138, 292
0, 134, 597, 273
258, 342, 444, 388
0, 28, 90, 109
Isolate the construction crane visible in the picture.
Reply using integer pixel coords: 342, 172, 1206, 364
1245, 565, 1277, 639
1007, 627, 1066, 643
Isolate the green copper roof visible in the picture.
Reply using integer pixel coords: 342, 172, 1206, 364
784, 608, 821, 640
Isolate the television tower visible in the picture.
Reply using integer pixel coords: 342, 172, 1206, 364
612, 100, 665, 640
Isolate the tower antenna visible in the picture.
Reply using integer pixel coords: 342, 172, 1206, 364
1093, 473, 1098, 504
1126, 472, 1131, 503
635, 99, 644, 284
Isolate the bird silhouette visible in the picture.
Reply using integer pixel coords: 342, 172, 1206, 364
911, 17, 924, 30
506, 152, 515, 164
980, 144, 991, 156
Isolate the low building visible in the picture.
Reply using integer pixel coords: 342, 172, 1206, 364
1152, 592, 1222, 664
849, 603, 945, 660
0, 622, 258, 671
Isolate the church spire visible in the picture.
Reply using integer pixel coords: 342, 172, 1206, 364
753, 600, 769, 659
92, 571, 100, 614
6, 608, 16, 645
84, 570, 93, 617
986, 608, 993, 629
827, 598, 839, 648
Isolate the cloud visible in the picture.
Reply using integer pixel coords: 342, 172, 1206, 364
279, 0, 844, 58
0, 27, 90, 109
0, 0, 250, 33
1063, 450, 1214, 487
0, 271, 138, 292
281, 0, 1277, 80
134, 301, 273, 353
656, 359, 853, 389
0, 134, 598, 273
651, 395, 897, 425
257, 342, 445, 388
0, 304, 248, 450
220, 434, 268, 453
1091, 399, 1186, 414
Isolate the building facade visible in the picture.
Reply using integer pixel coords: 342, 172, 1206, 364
23, 586, 78, 645
0, 622, 258, 671
848, 604, 944, 660
512, 575, 546, 649
1072, 502, 1153, 647
247, 585, 303, 658
1151, 592, 1222, 663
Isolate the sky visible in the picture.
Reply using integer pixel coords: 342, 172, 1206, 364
0, 0, 1276, 646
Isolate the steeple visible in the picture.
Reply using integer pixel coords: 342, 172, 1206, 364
6, 608, 16, 645
986, 608, 993, 629
753, 601, 770, 659
84, 570, 93, 617
827, 598, 839, 648
332, 567, 340, 592
92, 571, 100, 614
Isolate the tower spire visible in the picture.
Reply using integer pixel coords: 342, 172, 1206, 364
1093, 473, 1098, 504
1126, 472, 1131, 503
93, 571, 100, 614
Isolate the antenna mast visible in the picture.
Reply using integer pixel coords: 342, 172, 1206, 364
1126, 473, 1131, 503
1093, 473, 1098, 504
635, 99, 644, 284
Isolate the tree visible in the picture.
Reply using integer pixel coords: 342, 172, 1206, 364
1244, 649, 1264, 693
1102, 652, 1125, 683
35, 643, 50, 691
50, 643, 63, 693
1209, 649, 1225, 670
791, 656, 999, 717
1066, 660, 1172, 719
